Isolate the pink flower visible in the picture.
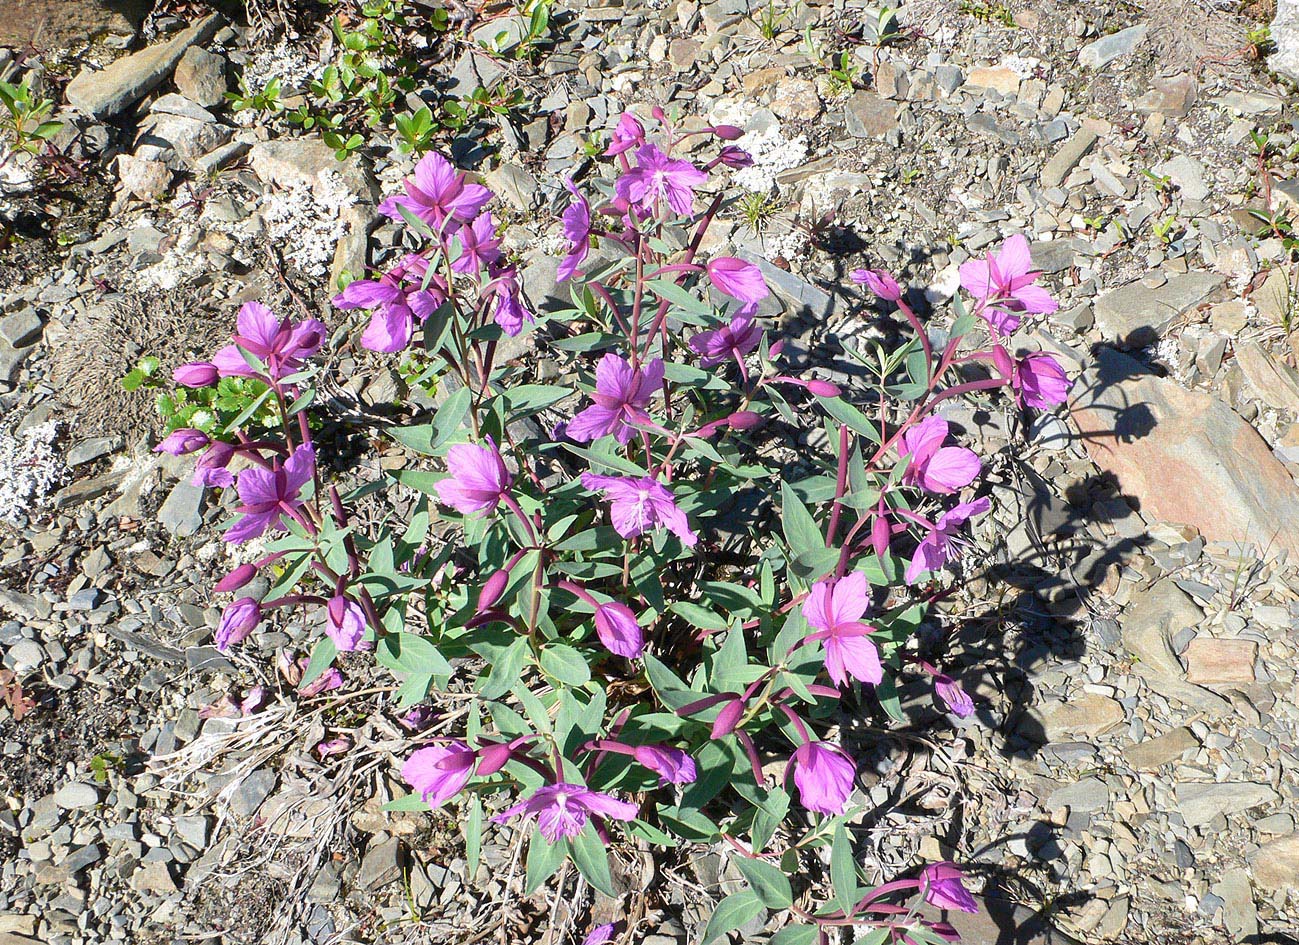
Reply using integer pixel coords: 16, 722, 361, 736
791, 741, 855, 814
434, 438, 512, 515
173, 361, 218, 387
905, 497, 991, 584
216, 597, 261, 651
451, 211, 502, 274
921, 862, 978, 913
402, 742, 477, 808
332, 255, 444, 354
594, 601, 645, 658
491, 268, 534, 337
316, 737, 351, 758
615, 144, 708, 217
633, 745, 697, 785
558, 178, 592, 282
326, 596, 370, 651
935, 674, 974, 718
706, 257, 769, 305
605, 111, 645, 156
584, 924, 618, 945
689, 315, 762, 367
298, 666, 343, 698
801, 572, 882, 687
850, 268, 902, 302
192, 441, 236, 489
379, 151, 492, 227
898, 417, 980, 495
581, 473, 698, 546
958, 234, 1057, 334
493, 783, 639, 842
211, 301, 325, 381
224, 445, 315, 544
567, 354, 663, 444
155, 428, 208, 456
1010, 351, 1069, 408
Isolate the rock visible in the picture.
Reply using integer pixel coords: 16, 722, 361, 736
130, 860, 179, 896
0, 310, 42, 348
1268, 0, 1299, 82
1175, 781, 1278, 828
843, 92, 897, 139
770, 77, 821, 120
194, 140, 250, 175
65, 13, 225, 118
1136, 73, 1197, 117
248, 138, 379, 288
6, 639, 45, 673
1249, 832, 1299, 890
1155, 154, 1208, 202
1092, 272, 1221, 346
1, 0, 146, 47
0, 341, 30, 387
1029, 693, 1124, 741
229, 769, 277, 818
53, 782, 100, 809
174, 46, 227, 108
1235, 341, 1299, 412
1045, 776, 1109, 812
483, 163, 538, 212
1213, 869, 1257, 941
741, 253, 837, 321
116, 154, 172, 200
965, 66, 1020, 96
1079, 25, 1148, 69
66, 436, 120, 466
174, 814, 211, 850
1040, 126, 1098, 189
1118, 579, 1231, 715
1071, 347, 1299, 558
157, 478, 204, 538
135, 109, 231, 167
1183, 638, 1257, 684
359, 836, 403, 890
1123, 727, 1198, 769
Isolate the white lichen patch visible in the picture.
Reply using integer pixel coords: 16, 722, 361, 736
731, 128, 808, 194
0, 422, 65, 526
261, 170, 356, 278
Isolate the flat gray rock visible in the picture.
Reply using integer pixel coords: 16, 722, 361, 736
1093, 272, 1221, 346
1079, 25, 1148, 69
1175, 781, 1278, 828
65, 14, 225, 118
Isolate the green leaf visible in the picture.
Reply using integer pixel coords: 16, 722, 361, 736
377, 632, 454, 677
818, 396, 880, 443
538, 643, 591, 687
300, 636, 338, 689
669, 600, 728, 632
769, 925, 819, 945
524, 829, 566, 893
733, 856, 793, 909
465, 793, 483, 875
780, 481, 823, 559
569, 821, 616, 896
701, 890, 767, 945
389, 385, 471, 454
479, 635, 528, 700
382, 793, 431, 812
831, 824, 858, 918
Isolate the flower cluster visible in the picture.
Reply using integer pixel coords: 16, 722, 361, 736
163, 107, 1074, 942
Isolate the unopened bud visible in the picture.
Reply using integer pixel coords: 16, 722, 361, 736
806, 379, 841, 397
991, 344, 1014, 378
478, 569, 511, 613
711, 124, 743, 140
215, 563, 258, 593
727, 411, 763, 430
476, 743, 513, 776
871, 514, 891, 559
711, 698, 745, 739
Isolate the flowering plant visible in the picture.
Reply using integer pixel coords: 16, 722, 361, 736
164, 108, 1069, 942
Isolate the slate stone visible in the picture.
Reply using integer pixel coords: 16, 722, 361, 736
1079, 25, 1149, 69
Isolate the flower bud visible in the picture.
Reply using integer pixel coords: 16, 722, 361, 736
806, 379, 841, 397
475, 742, 513, 776
651, 105, 667, 123
173, 361, 219, 387
477, 569, 511, 613
191, 441, 237, 488
727, 411, 763, 431
154, 428, 209, 456
214, 563, 258, 593
216, 598, 261, 651
711, 698, 744, 739
768, 339, 785, 359
711, 124, 743, 140
850, 268, 903, 302
991, 344, 1014, 379
871, 514, 891, 559
717, 145, 753, 168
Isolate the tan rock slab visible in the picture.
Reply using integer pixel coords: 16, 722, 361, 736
1031, 692, 1125, 741
1249, 832, 1299, 891
1184, 637, 1257, 683
1122, 727, 1199, 769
